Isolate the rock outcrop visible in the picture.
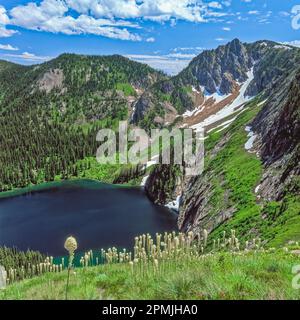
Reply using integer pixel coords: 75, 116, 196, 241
144, 40, 300, 244
132, 39, 300, 131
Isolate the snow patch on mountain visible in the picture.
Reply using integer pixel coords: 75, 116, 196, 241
191, 68, 255, 131
201, 86, 230, 103
244, 126, 257, 150
165, 195, 181, 213
141, 175, 149, 187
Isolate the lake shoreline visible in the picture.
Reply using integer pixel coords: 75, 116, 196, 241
0, 179, 177, 255
0, 178, 137, 200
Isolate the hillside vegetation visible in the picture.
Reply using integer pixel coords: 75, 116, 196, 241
145, 96, 300, 247
1, 244, 300, 300
0, 54, 164, 191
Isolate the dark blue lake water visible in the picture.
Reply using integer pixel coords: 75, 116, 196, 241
0, 180, 177, 256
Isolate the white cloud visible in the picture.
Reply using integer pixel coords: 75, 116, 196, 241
146, 37, 155, 42
279, 11, 290, 17
9, 0, 141, 41
170, 18, 176, 27
65, 0, 207, 22
172, 46, 204, 52
205, 11, 228, 18
237, 15, 248, 21
266, 10, 272, 17
258, 18, 270, 25
222, 27, 230, 31
0, 27, 18, 38
0, 0, 234, 41
127, 44, 206, 74
208, 2, 222, 9
222, 0, 231, 6
282, 40, 300, 48
248, 10, 259, 15
215, 37, 226, 41
0, 43, 18, 51
126, 51, 195, 75
0, 5, 10, 25
167, 52, 196, 59
3, 51, 52, 62
0, 5, 18, 38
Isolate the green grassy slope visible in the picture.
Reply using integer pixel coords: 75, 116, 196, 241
178, 97, 300, 247
213, 116, 300, 246
1, 249, 300, 300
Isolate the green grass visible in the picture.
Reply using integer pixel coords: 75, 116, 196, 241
116, 83, 136, 96
201, 99, 300, 247
73, 157, 149, 186
72, 157, 125, 184
1, 250, 300, 300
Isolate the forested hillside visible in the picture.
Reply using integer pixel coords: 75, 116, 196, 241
0, 54, 165, 191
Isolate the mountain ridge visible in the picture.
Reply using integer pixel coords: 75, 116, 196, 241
141, 38, 300, 246
131, 38, 300, 130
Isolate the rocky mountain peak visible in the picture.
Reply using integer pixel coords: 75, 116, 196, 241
132, 39, 300, 130
185, 38, 251, 95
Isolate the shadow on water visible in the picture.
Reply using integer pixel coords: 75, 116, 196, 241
0, 180, 177, 256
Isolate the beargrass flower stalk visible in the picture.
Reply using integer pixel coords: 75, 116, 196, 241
154, 259, 159, 273
197, 232, 201, 247
245, 241, 249, 250
231, 229, 235, 238
64, 236, 78, 300
84, 253, 90, 266
222, 231, 226, 244
129, 261, 134, 275
257, 238, 262, 249
203, 229, 208, 247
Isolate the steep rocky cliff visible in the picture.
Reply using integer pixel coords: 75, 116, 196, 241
251, 68, 300, 202
178, 70, 300, 245
145, 165, 183, 205
145, 40, 300, 246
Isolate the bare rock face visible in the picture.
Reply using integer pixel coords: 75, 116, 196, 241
131, 92, 154, 124
187, 38, 252, 95
219, 72, 236, 95
178, 68, 300, 235
251, 69, 300, 201
144, 50, 300, 240
133, 39, 300, 130
257, 73, 300, 164
132, 39, 257, 126
178, 133, 236, 234
145, 165, 183, 205
38, 68, 64, 94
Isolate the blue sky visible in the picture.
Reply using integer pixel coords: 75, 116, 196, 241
0, 0, 300, 74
